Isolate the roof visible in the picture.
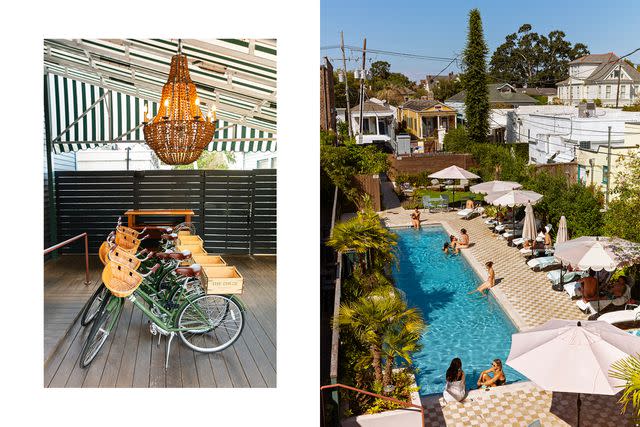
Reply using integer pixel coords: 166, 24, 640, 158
351, 100, 394, 114
568, 53, 618, 65
584, 60, 640, 83
401, 99, 451, 112
517, 87, 557, 96
446, 84, 538, 105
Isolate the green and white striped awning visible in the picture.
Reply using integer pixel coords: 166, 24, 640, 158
44, 39, 276, 154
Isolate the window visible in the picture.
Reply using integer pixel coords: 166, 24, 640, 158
257, 159, 269, 169
270, 157, 277, 168
579, 141, 591, 150
606, 85, 611, 98
614, 69, 620, 78
621, 85, 626, 98
602, 165, 609, 184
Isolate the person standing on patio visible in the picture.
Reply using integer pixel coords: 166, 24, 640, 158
578, 270, 599, 301
411, 207, 421, 228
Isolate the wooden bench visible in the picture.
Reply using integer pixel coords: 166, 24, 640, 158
124, 209, 194, 237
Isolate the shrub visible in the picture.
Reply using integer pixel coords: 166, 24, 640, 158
594, 98, 602, 107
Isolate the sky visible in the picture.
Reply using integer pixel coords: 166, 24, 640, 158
321, 0, 640, 82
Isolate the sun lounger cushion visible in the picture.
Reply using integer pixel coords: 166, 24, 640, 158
546, 270, 585, 285
457, 208, 473, 217
598, 305, 640, 325
576, 298, 613, 315
512, 237, 525, 247
563, 281, 581, 298
527, 256, 557, 270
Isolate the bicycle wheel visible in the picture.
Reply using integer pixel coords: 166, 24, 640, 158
79, 294, 124, 368
80, 284, 108, 326
177, 294, 244, 353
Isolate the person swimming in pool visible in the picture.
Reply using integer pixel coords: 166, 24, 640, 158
469, 261, 495, 294
443, 242, 450, 254
477, 358, 506, 389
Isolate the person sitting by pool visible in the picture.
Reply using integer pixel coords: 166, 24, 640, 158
443, 357, 466, 402
411, 207, 421, 229
465, 199, 475, 210
443, 242, 450, 254
454, 229, 470, 253
469, 262, 495, 294
477, 359, 506, 389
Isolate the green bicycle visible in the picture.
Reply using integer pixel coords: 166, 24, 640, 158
79, 261, 245, 368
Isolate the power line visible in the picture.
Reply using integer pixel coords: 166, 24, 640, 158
321, 45, 456, 62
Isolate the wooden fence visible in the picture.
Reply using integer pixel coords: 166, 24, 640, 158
54, 169, 276, 255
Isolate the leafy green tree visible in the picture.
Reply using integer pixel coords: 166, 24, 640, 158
604, 153, 640, 242
333, 71, 360, 109
381, 314, 425, 389
172, 151, 234, 170
432, 78, 463, 102
462, 9, 490, 143
489, 25, 589, 87
370, 61, 391, 80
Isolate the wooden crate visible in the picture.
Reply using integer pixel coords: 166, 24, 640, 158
191, 254, 226, 266
200, 266, 243, 294
177, 230, 191, 236
177, 235, 203, 246
176, 243, 207, 265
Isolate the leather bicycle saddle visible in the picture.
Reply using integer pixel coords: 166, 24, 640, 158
175, 264, 202, 277
161, 233, 179, 241
151, 250, 192, 261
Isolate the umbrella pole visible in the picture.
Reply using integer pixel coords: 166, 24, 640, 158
577, 392, 581, 427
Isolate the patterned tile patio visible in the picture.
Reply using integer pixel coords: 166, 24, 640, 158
377, 207, 632, 426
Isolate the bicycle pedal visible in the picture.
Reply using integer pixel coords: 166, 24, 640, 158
149, 323, 158, 336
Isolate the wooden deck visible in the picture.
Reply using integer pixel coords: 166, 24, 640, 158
44, 254, 276, 388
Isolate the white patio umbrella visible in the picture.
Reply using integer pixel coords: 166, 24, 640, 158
521, 202, 537, 253
470, 180, 522, 195
507, 319, 640, 426
554, 236, 640, 312
484, 190, 543, 236
556, 215, 568, 247
428, 165, 480, 205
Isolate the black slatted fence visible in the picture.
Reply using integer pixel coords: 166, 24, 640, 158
55, 169, 276, 255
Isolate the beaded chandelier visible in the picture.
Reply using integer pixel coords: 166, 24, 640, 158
143, 40, 215, 165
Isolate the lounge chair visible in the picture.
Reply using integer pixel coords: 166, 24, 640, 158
457, 206, 483, 220
527, 256, 560, 271
563, 281, 581, 298
598, 303, 640, 325
546, 269, 586, 285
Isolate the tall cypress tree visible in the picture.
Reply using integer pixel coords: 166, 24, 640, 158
462, 9, 490, 143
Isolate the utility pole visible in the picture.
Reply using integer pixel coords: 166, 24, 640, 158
605, 126, 612, 208
340, 31, 352, 138
615, 62, 623, 108
358, 38, 367, 145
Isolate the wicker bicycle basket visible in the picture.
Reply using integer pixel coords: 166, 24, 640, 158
116, 225, 142, 238
102, 262, 143, 298
115, 231, 142, 253
98, 241, 110, 266
107, 246, 142, 270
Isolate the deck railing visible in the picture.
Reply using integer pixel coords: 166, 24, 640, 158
44, 232, 91, 286
320, 383, 425, 427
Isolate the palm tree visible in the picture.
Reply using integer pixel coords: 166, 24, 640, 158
327, 208, 397, 271
610, 355, 640, 420
381, 315, 425, 390
337, 289, 425, 387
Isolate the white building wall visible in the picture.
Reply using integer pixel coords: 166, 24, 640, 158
229, 151, 277, 170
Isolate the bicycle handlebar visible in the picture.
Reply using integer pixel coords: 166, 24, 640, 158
141, 263, 161, 277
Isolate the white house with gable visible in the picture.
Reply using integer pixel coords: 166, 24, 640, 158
556, 53, 640, 106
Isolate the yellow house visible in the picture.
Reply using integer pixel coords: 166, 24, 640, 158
576, 121, 640, 201
398, 99, 456, 151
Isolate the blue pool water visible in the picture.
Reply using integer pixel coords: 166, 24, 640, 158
392, 226, 526, 395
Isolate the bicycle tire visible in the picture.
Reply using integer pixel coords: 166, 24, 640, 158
79, 294, 124, 368
176, 294, 244, 353
80, 283, 108, 327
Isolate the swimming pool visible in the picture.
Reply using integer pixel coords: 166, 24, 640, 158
392, 225, 526, 395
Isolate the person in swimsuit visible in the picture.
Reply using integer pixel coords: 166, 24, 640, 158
443, 357, 466, 402
477, 358, 506, 389
443, 242, 450, 254
578, 269, 599, 301
544, 226, 553, 249
411, 207, 421, 229
454, 229, 470, 253
469, 261, 495, 294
